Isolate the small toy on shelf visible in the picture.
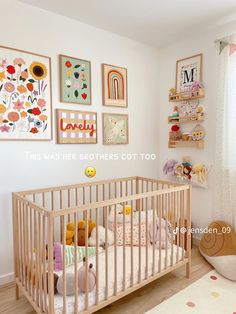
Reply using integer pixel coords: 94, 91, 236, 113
169, 124, 182, 141
169, 88, 176, 100
163, 157, 208, 187
196, 104, 205, 120
191, 163, 208, 183
190, 81, 204, 97
191, 124, 205, 141
163, 159, 178, 175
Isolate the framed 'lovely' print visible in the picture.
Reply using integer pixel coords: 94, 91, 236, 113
103, 113, 129, 145
59, 55, 91, 105
57, 109, 97, 144
0, 46, 52, 140
102, 64, 128, 108
176, 54, 202, 93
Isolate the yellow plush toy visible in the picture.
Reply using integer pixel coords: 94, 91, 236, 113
66, 219, 96, 246
66, 222, 75, 245
191, 163, 207, 183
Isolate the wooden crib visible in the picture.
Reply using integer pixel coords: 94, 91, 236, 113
12, 176, 192, 314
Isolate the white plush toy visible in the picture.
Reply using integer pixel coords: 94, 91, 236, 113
88, 225, 114, 248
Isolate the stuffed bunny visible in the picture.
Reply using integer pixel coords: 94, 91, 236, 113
149, 217, 171, 249
163, 159, 178, 176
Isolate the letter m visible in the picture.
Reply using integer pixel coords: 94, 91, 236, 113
183, 68, 196, 84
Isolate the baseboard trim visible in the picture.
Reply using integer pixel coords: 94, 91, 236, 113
0, 272, 14, 286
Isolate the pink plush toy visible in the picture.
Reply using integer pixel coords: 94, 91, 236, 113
149, 218, 171, 249
190, 81, 203, 96
163, 159, 178, 176
54, 242, 63, 272
78, 257, 96, 292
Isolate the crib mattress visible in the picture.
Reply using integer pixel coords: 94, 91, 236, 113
54, 244, 185, 313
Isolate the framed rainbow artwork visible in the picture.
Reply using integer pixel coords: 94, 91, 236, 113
56, 109, 97, 144
102, 64, 128, 108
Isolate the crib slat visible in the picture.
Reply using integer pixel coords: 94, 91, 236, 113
158, 195, 162, 272
165, 192, 168, 269
96, 207, 99, 305
152, 196, 155, 276
176, 191, 180, 262
123, 203, 126, 291
74, 212, 78, 314
138, 197, 141, 283
62, 215, 67, 313
85, 210, 89, 310
48, 215, 54, 314
171, 192, 174, 266
114, 202, 117, 296
145, 197, 148, 280
105, 206, 109, 299
181, 191, 185, 260
131, 182, 134, 287
42, 216, 48, 313
30, 206, 34, 299
35, 210, 39, 307
38, 213, 43, 312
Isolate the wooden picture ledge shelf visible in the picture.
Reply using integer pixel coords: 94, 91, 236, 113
168, 115, 204, 124
168, 140, 204, 149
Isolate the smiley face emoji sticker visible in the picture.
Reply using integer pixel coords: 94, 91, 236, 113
85, 167, 96, 178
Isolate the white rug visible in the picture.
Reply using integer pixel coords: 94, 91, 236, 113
146, 270, 236, 314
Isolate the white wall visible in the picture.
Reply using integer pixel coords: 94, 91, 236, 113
0, 0, 160, 284
158, 20, 236, 239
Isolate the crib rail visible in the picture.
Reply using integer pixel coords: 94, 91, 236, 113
12, 177, 191, 314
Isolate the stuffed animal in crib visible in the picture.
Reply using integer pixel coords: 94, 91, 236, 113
149, 218, 171, 249
78, 257, 96, 292
88, 225, 114, 249
66, 222, 75, 245
163, 159, 178, 176
57, 257, 96, 295
66, 219, 96, 246
77, 219, 96, 246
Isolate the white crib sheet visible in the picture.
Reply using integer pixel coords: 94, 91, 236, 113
54, 245, 185, 313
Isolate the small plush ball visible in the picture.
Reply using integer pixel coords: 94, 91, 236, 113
57, 273, 75, 295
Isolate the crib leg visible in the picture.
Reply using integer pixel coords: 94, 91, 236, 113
186, 261, 191, 279
15, 283, 19, 300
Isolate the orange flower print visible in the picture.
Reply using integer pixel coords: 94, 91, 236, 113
39, 114, 48, 122
30, 127, 39, 134
8, 111, 20, 122
0, 71, 5, 82
21, 111, 28, 118
17, 85, 27, 94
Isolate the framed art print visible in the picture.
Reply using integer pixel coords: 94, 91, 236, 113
59, 54, 91, 105
57, 109, 97, 144
0, 46, 52, 140
176, 54, 202, 93
102, 64, 127, 108
103, 113, 128, 145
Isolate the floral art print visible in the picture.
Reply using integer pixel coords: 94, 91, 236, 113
0, 46, 52, 140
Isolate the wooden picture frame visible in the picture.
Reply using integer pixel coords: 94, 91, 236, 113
102, 64, 128, 108
176, 54, 203, 93
102, 113, 129, 145
56, 109, 97, 144
0, 45, 52, 141
59, 54, 92, 105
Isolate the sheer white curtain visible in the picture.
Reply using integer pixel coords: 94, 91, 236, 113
215, 38, 236, 230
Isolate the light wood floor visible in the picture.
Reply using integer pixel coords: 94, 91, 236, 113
0, 246, 212, 314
